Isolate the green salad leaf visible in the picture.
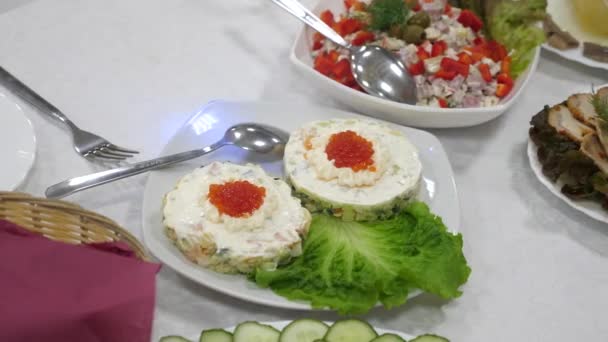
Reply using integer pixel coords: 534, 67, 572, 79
487, 0, 547, 77
591, 86, 608, 121
251, 202, 471, 315
367, 0, 409, 31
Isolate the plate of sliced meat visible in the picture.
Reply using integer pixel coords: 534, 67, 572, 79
528, 84, 608, 223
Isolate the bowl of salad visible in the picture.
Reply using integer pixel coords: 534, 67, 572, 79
290, 0, 546, 128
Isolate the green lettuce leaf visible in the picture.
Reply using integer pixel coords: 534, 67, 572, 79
251, 202, 471, 315
488, 0, 547, 77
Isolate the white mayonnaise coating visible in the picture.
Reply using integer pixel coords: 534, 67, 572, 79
285, 119, 422, 207
163, 162, 309, 259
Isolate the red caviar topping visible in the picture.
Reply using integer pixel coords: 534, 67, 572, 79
208, 180, 266, 218
325, 130, 375, 172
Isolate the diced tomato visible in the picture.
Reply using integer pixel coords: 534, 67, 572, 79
497, 73, 513, 87
344, 0, 365, 11
314, 53, 335, 76
458, 52, 473, 65
435, 69, 457, 80
471, 52, 485, 63
501, 56, 511, 75
352, 31, 375, 46
473, 37, 485, 46
438, 98, 448, 108
457, 9, 484, 32
431, 40, 447, 57
332, 59, 351, 78
487, 40, 508, 62
334, 18, 363, 37
417, 46, 430, 61
408, 61, 425, 76
444, 3, 452, 15
478, 63, 492, 82
496, 83, 512, 98
441, 57, 469, 77
320, 10, 335, 26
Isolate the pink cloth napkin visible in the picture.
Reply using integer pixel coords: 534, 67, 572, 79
0, 220, 161, 342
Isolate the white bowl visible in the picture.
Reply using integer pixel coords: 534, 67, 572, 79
289, 0, 541, 128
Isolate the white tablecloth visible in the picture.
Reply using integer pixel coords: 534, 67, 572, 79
1, 0, 608, 341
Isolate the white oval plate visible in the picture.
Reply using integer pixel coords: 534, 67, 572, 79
528, 139, 608, 223
0, 91, 36, 190
224, 321, 415, 340
142, 101, 460, 311
544, 0, 608, 71
289, 0, 541, 128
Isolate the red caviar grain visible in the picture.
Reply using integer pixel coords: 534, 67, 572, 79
208, 180, 266, 217
325, 130, 375, 172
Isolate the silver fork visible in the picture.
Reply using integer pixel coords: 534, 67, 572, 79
0, 66, 139, 161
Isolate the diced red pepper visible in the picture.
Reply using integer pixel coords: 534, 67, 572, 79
487, 40, 508, 62
438, 98, 448, 108
314, 52, 335, 76
328, 50, 340, 62
313, 32, 324, 50
334, 18, 363, 37
473, 37, 485, 46
411, 1, 421, 11
344, 0, 365, 11
478, 63, 492, 82
501, 56, 511, 75
320, 10, 335, 26
417, 46, 430, 61
497, 73, 514, 87
431, 40, 448, 57
458, 52, 473, 65
496, 83, 512, 98
332, 59, 351, 78
352, 31, 375, 46
444, 3, 452, 15
471, 52, 485, 63
408, 61, 425, 76
457, 9, 483, 32
441, 57, 469, 77
435, 69, 458, 80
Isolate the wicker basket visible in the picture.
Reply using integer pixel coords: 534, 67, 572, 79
0, 192, 150, 261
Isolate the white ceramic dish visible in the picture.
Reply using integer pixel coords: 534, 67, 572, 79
545, 0, 608, 71
0, 90, 36, 190
289, 0, 541, 128
142, 101, 460, 311
528, 139, 608, 224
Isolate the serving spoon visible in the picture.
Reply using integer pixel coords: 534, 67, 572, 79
271, 0, 417, 104
45, 123, 288, 199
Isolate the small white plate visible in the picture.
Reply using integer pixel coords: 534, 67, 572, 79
289, 0, 540, 128
544, 0, 608, 70
528, 139, 608, 223
0, 91, 36, 190
142, 101, 460, 311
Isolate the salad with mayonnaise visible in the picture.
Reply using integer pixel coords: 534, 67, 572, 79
312, 0, 535, 108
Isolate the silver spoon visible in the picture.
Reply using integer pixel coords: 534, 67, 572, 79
45, 123, 288, 199
271, 0, 417, 104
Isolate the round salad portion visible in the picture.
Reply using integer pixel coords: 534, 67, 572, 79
312, 0, 515, 108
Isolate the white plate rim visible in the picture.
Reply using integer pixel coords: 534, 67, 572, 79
527, 138, 608, 223
142, 100, 461, 311
288, 0, 541, 115
0, 91, 37, 190
542, 44, 608, 71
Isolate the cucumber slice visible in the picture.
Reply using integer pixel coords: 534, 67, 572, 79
200, 329, 233, 342
323, 319, 378, 342
279, 319, 329, 342
371, 333, 406, 342
409, 335, 449, 342
160, 336, 191, 342
233, 321, 280, 342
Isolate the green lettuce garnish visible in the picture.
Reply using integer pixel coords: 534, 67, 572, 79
487, 0, 547, 77
251, 202, 471, 315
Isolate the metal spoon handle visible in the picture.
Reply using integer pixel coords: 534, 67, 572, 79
45, 142, 225, 199
270, 0, 349, 49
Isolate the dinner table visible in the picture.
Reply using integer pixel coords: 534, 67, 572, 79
1, 0, 608, 341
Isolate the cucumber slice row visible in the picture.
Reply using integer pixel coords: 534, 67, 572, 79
324, 319, 378, 342
280, 319, 329, 342
233, 321, 280, 342
200, 329, 233, 342
371, 333, 407, 342
410, 334, 449, 342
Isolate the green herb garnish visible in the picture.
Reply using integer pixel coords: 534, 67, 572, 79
591, 86, 608, 121
367, 0, 409, 31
